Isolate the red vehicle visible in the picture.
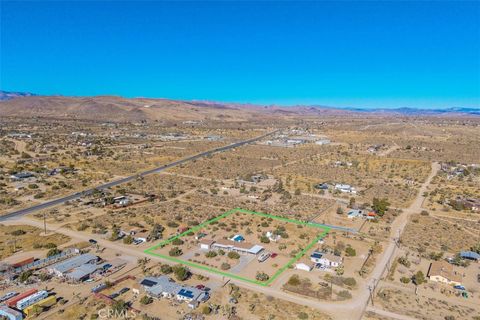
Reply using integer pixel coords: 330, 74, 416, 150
270, 253, 278, 258
5, 289, 37, 308
195, 284, 205, 290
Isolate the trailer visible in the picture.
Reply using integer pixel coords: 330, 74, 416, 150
16, 290, 48, 310
0, 306, 23, 320
5, 289, 37, 308
23, 295, 56, 317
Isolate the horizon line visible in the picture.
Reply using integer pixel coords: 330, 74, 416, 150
1, 89, 479, 111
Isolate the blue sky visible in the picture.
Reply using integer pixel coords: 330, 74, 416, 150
1, 1, 479, 109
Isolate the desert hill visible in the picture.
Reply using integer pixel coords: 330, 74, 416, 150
0, 94, 354, 122
0, 92, 477, 122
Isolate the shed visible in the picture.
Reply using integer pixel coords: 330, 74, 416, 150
199, 239, 215, 250
295, 263, 312, 272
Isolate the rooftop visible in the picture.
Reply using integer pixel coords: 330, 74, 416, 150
50, 253, 97, 274
67, 263, 98, 281
199, 238, 215, 246
140, 276, 204, 300
322, 253, 343, 263
427, 260, 462, 283
0, 305, 23, 318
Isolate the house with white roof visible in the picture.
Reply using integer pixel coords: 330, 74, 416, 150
310, 251, 343, 267
211, 239, 264, 255
318, 253, 343, 267
334, 184, 356, 194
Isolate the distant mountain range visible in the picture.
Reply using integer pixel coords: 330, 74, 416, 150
312, 105, 480, 116
0, 90, 478, 121
0, 90, 37, 101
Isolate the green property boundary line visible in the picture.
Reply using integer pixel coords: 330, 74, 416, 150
144, 208, 330, 286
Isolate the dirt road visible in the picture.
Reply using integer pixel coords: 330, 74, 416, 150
3, 162, 441, 320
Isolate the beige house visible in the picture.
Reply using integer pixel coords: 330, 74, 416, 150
427, 261, 462, 286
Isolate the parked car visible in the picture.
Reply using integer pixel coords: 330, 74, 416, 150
92, 283, 107, 293
119, 287, 129, 295
109, 293, 119, 299
270, 253, 278, 258
454, 285, 466, 291
195, 284, 205, 290
102, 263, 112, 270
89, 239, 98, 244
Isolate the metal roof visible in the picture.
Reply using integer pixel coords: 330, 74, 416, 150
67, 263, 98, 281
141, 276, 204, 300
50, 253, 97, 274
248, 245, 264, 255
142, 276, 179, 296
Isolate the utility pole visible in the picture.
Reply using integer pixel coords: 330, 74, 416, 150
330, 276, 333, 299
368, 285, 375, 306
395, 229, 401, 248
43, 212, 47, 235
369, 278, 377, 306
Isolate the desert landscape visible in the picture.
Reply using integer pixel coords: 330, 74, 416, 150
0, 93, 478, 320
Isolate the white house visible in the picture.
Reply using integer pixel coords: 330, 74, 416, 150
211, 239, 264, 255
310, 252, 343, 267
318, 253, 343, 268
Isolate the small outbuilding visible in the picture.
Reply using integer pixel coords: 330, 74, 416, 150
295, 263, 312, 272
199, 239, 215, 250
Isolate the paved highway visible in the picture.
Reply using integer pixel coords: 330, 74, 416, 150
0, 130, 278, 221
